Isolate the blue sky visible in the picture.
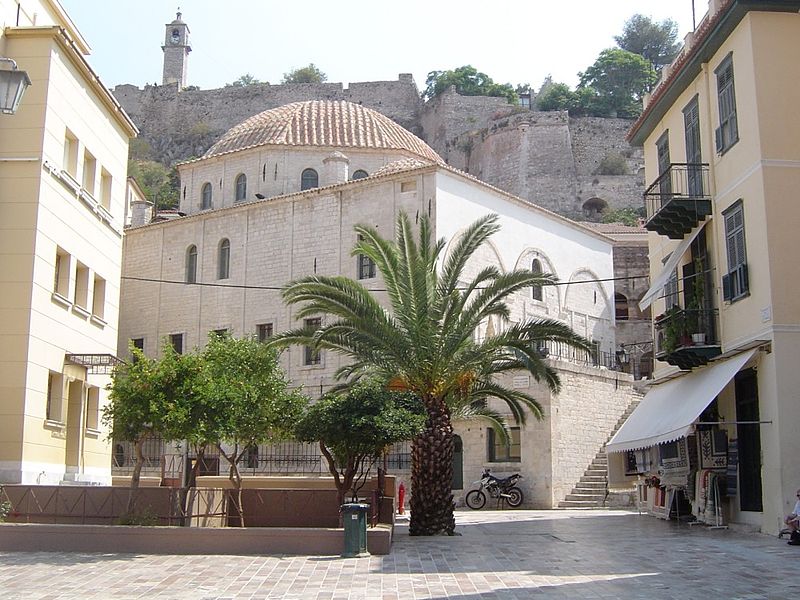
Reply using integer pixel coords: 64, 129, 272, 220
60, 0, 699, 92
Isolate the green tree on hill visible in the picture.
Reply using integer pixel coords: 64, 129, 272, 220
282, 63, 327, 84
423, 65, 517, 104
615, 14, 681, 70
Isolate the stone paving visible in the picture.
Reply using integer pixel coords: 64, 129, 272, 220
0, 509, 797, 599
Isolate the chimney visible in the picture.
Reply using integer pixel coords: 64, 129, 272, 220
129, 199, 154, 227
322, 151, 350, 186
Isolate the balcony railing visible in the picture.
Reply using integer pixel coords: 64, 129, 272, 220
654, 307, 721, 370
644, 163, 711, 239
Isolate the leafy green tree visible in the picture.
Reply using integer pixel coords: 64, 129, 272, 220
127, 159, 179, 209
294, 379, 425, 508
272, 212, 591, 536
578, 48, 657, 118
536, 82, 578, 112
200, 333, 308, 523
105, 344, 206, 512
282, 63, 327, 84
423, 65, 517, 104
615, 14, 681, 70
226, 73, 263, 87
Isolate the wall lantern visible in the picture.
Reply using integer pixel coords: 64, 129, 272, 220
616, 346, 630, 366
0, 58, 32, 115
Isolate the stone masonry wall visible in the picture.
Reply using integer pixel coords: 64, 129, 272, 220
548, 360, 637, 505
115, 77, 422, 165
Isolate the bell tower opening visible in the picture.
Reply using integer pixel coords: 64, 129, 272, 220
162, 10, 192, 89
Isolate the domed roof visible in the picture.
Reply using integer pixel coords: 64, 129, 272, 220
203, 101, 442, 164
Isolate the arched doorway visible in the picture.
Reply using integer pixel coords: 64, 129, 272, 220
452, 435, 463, 490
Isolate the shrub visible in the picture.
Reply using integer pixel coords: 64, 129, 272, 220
0, 500, 11, 522
595, 152, 629, 175
117, 508, 159, 526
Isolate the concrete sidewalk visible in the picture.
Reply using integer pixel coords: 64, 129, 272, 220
0, 509, 797, 599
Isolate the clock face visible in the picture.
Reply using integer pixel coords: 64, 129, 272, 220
171, 29, 180, 44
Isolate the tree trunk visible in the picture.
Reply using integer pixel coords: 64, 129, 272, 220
126, 437, 146, 515
409, 396, 456, 536
219, 443, 245, 527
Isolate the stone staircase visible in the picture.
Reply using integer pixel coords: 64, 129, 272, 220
557, 397, 641, 509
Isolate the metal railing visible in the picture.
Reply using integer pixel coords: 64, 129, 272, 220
644, 163, 710, 220
654, 307, 720, 355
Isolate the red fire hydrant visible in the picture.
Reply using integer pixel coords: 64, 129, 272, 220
398, 482, 406, 515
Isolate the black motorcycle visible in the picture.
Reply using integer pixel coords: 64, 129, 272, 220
465, 469, 523, 509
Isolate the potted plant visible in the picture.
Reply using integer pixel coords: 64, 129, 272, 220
661, 305, 685, 354
688, 258, 706, 345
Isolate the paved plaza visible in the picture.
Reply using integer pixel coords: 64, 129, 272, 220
0, 509, 797, 599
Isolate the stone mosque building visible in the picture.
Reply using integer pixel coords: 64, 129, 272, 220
119, 99, 639, 508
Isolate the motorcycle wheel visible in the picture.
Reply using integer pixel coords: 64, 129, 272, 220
465, 490, 487, 510
505, 487, 524, 508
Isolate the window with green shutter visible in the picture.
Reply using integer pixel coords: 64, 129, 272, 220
722, 200, 749, 302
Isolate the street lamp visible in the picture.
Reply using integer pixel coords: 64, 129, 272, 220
0, 58, 31, 115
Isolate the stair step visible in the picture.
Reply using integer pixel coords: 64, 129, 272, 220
558, 500, 605, 508
575, 482, 606, 490
580, 475, 606, 483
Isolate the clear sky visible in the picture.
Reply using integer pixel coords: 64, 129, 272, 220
59, 0, 701, 93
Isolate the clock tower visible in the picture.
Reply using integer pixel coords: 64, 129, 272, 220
161, 11, 191, 89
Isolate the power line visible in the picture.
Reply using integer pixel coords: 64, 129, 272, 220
122, 273, 650, 291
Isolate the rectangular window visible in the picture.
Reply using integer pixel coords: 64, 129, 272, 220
46, 372, 64, 422
100, 168, 113, 210
488, 427, 521, 462
131, 337, 144, 352
92, 274, 106, 320
400, 180, 417, 193
211, 328, 228, 337
722, 200, 749, 301
53, 247, 71, 298
170, 333, 184, 354
664, 269, 680, 309
356, 235, 376, 280
683, 96, 703, 197
85, 386, 100, 431
82, 150, 97, 196
656, 131, 671, 201
256, 323, 273, 342
74, 261, 89, 309
303, 317, 322, 366
715, 55, 739, 154
63, 129, 78, 177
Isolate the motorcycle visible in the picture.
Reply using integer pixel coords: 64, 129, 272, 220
465, 469, 524, 509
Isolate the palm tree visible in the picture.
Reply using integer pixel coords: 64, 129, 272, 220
273, 212, 592, 535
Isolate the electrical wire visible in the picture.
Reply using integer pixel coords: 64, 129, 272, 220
122, 273, 651, 291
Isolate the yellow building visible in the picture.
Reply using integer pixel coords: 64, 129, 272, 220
0, 1, 136, 483
608, 0, 800, 534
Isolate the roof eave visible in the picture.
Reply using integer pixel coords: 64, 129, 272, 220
628, 0, 800, 145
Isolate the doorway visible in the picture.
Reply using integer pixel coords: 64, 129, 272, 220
735, 368, 762, 512
451, 435, 463, 490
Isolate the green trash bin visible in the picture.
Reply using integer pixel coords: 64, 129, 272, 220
341, 502, 370, 558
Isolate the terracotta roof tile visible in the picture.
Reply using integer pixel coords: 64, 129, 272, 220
203, 100, 443, 164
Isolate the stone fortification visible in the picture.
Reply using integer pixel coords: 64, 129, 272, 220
114, 77, 644, 219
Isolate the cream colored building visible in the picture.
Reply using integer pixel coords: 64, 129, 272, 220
0, 0, 136, 484
608, 0, 800, 534
119, 100, 639, 507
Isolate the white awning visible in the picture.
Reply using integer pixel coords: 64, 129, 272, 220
639, 222, 707, 311
606, 349, 757, 453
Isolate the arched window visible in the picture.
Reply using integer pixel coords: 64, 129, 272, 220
352, 169, 368, 180
301, 168, 319, 191
531, 259, 543, 301
218, 238, 230, 280
186, 245, 197, 283
615, 293, 629, 321
201, 182, 212, 210
235, 173, 247, 202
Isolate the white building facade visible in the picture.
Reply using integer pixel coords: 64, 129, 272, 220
119, 101, 637, 506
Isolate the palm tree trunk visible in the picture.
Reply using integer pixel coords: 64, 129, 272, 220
409, 397, 456, 536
